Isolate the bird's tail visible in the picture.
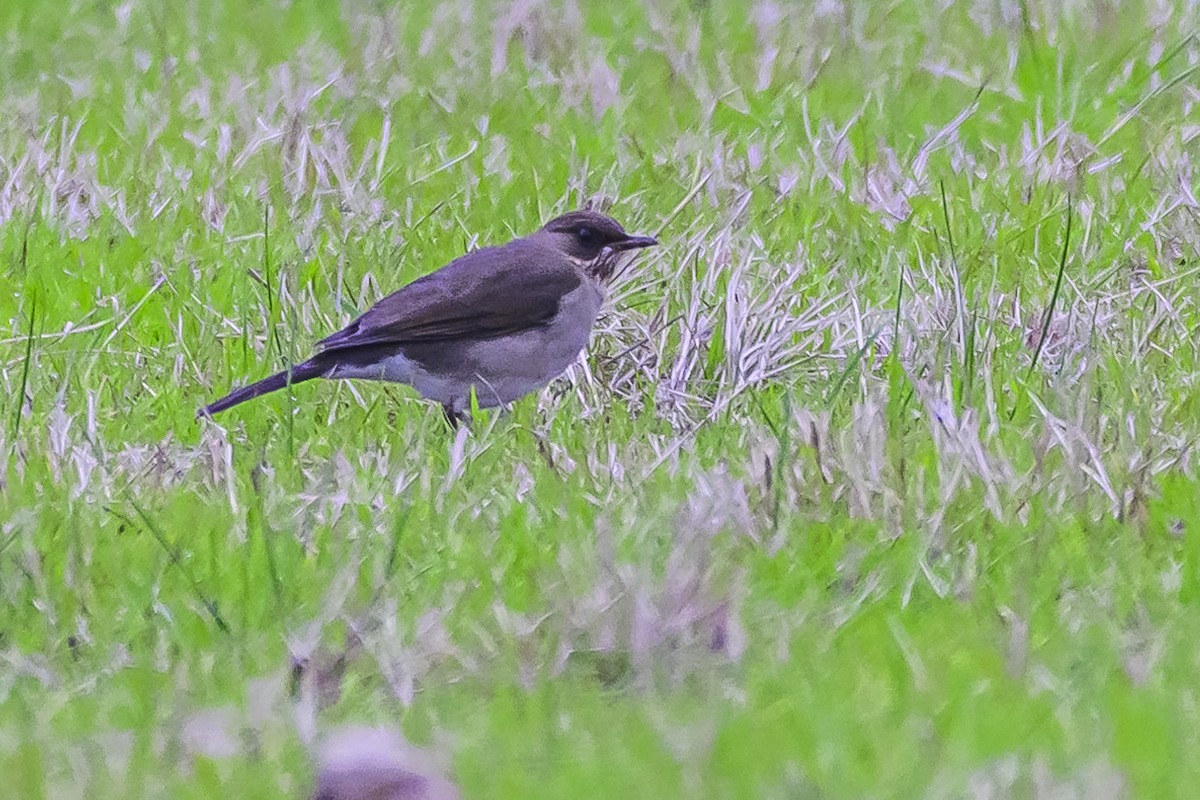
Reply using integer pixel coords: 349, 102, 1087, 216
198, 359, 326, 418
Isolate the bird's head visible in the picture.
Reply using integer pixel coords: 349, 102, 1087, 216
535, 210, 657, 281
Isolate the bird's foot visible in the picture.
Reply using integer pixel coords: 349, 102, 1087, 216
442, 404, 473, 430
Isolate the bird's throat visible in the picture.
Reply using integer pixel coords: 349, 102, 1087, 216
588, 253, 619, 283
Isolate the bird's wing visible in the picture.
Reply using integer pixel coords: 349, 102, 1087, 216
317, 239, 582, 352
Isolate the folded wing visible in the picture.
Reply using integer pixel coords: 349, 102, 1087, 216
318, 240, 581, 353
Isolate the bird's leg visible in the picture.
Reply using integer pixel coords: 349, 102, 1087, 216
442, 404, 472, 430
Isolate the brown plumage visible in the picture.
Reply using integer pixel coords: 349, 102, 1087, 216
199, 210, 657, 425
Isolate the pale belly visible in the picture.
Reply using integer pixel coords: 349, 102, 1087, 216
327, 282, 603, 411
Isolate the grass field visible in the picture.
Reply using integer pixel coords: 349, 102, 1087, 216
3, 0, 1200, 797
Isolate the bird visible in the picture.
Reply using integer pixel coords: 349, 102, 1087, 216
198, 210, 658, 426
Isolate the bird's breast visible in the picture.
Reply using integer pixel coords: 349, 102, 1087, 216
454, 280, 602, 403
547, 279, 605, 353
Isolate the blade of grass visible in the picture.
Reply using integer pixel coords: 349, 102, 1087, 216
10, 293, 37, 449
107, 502, 232, 635
1027, 195, 1073, 379
826, 328, 882, 406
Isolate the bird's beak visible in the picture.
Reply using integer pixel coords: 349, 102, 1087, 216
610, 234, 658, 251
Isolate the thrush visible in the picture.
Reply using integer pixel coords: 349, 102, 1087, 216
199, 210, 657, 425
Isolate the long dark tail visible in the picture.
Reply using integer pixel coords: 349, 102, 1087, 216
198, 359, 327, 417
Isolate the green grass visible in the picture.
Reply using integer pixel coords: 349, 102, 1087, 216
3, 0, 1200, 797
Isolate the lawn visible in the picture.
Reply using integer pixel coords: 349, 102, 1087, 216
2, 0, 1199, 797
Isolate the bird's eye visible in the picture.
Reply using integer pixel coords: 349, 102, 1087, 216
577, 227, 594, 243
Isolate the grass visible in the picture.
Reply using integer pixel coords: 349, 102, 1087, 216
2, 0, 1200, 797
